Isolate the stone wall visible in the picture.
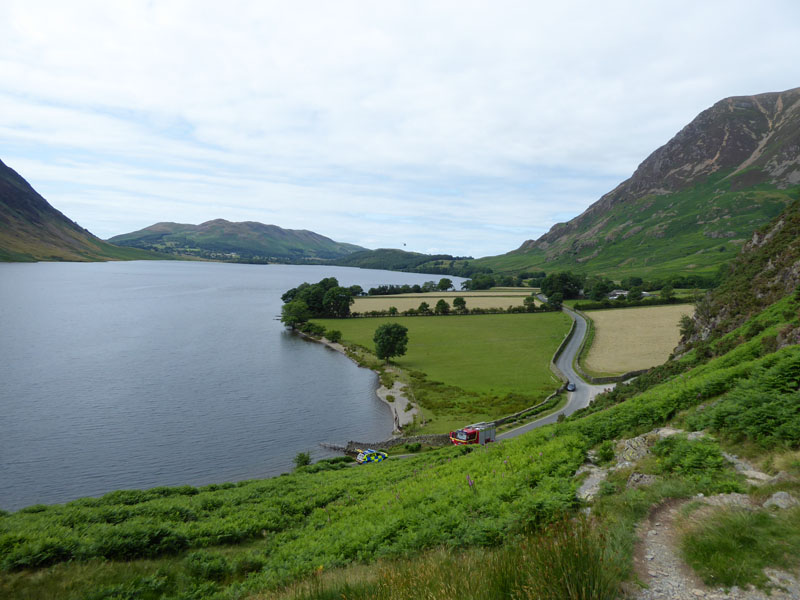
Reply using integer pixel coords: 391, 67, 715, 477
345, 434, 450, 453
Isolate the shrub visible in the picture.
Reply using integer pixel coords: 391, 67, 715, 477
184, 550, 232, 581
83, 574, 173, 600
88, 525, 188, 560
651, 436, 724, 475
326, 329, 342, 343
595, 440, 615, 464
293, 452, 312, 469
233, 553, 268, 576
404, 442, 422, 452
306, 323, 326, 338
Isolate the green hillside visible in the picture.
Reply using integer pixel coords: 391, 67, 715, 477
477, 176, 799, 279
0, 159, 168, 262
2, 201, 799, 600
477, 87, 800, 281
108, 220, 365, 262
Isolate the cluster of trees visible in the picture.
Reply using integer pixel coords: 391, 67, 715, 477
354, 294, 561, 318
540, 272, 584, 299
573, 289, 684, 311
461, 272, 542, 290
537, 271, 719, 302
280, 278, 359, 328
280, 288, 410, 363
368, 274, 548, 294
368, 278, 454, 295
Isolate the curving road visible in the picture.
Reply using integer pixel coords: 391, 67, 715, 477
498, 304, 611, 439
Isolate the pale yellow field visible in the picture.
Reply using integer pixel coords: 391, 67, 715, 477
583, 304, 694, 375
353, 290, 537, 313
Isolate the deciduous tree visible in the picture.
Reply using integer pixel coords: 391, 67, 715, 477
322, 286, 354, 318
437, 278, 453, 291
373, 323, 409, 363
281, 300, 311, 329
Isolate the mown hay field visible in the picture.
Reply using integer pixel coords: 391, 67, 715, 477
584, 304, 693, 375
353, 290, 537, 313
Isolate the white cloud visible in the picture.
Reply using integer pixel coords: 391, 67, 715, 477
1, 0, 799, 257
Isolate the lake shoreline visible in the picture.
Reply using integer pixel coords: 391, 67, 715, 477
296, 330, 418, 433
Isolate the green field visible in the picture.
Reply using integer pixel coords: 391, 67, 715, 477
314, 313, 571, 430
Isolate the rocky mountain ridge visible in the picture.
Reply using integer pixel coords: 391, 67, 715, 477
527, 87, 800, 252
474, 87, 800, 279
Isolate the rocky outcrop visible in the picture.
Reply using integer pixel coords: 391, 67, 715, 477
763, 491, 799, 510
676, 200, 800, 351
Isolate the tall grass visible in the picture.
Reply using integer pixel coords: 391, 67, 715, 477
681, 507, 800, 590
278, 516, 625, 600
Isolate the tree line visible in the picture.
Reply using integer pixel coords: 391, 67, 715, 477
538, 271, 719, 300
280, 277, 358, 328
354, 294, 562, 318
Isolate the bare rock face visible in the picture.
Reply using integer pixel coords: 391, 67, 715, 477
616, 427, 685, 467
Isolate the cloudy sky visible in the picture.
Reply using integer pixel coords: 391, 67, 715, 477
2, 1, 799, 257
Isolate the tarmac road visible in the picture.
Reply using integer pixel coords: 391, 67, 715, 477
498, 304, 611, 440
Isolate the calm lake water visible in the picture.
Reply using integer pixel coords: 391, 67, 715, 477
0, 261, 464, 511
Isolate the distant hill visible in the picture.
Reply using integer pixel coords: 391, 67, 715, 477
0, 159, 163, 262
108, 220, 366, 262
333, 248, 480, 277
479, 86, 800, 278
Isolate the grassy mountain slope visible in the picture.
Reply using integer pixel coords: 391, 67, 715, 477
2, 203, 798, 599
0, 159, 165, 262
109, 220, 366, 262
479, 86, 800, 278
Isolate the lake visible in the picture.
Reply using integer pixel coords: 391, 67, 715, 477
0, 261, 464, 511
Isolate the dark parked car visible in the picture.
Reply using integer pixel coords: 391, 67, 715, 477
566, 382, 576, 392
